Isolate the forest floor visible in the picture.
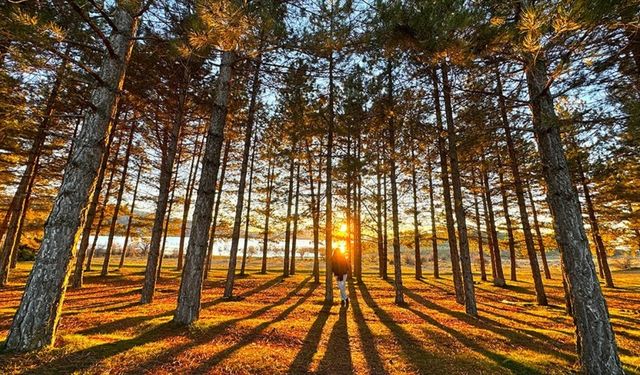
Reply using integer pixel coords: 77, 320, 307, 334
0, 257, 639, 374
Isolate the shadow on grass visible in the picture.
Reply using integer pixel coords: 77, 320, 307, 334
347, 282, 385, 374
287, 303, 332, 374
24, 277, 310, 375
401, 287, 576, 365
317, 305, 352, 374
78, 276, 283, 336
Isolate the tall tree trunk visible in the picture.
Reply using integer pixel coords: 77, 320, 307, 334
86, 137, 123, 271
354, 132, 363, 282
158, 145, 182, 279
261, 158, 274, 274
576, 157, 614, 288
441, 62, 476, 316
387, 60, 404, 305
178, 132, 204, 271
345, 136, 353, 280
410, 140, 423, 280
375, 151, 384, 279
305, 139, 320, 283
382, 154, 389, 280
524, 52, 622, 374
496, 68, 547, 305
204, 138, 231, 279
427, 155, 439, 279
497, 154, 517, 281
526, 182, 551, 279
0, 55, 67, 285
5, 7, 139, 351
290, 162, 301, 275
282, 152, 295, 278
481, 154, 506, 287
324, 47, 335, 304
119, 161, 142, 268
175, 51, 236, 324
101, 120, 137, 276
10, 159, 39, 270
431, 67, 464, 304
223, 55, 261, 298
71, 116, 119, 289
240, 136, 257, 276
140, 62, 188, 304
472, 170, 487, 282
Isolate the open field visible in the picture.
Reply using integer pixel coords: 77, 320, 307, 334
1, 259, 639, 374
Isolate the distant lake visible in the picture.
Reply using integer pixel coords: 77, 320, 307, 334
89, 236, 322, 258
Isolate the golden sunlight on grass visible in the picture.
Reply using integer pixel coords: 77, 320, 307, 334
1, 259, 639, 374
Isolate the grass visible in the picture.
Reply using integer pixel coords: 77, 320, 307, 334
0, 257, 638, 374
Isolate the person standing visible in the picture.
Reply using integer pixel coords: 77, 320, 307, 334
332, 248, 350, 307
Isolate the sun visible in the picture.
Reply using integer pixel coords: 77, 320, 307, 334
339, 223, 347, 234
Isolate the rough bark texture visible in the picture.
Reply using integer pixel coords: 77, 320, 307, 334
525, 53, 622, 374
441, 63, 476, 316
427, 156, 439, 279
496, 69, 547, 305
431, 67, 464, 304
174, 51, 235, 324
481, 156, 506, 287
5, 7, 139, 351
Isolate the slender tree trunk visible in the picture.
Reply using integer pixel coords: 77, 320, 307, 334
305, 139, 320, 283
375, 151, 384, 278
261, 159, 274, 274
0, 56, 67, 285
431, 67, 464, 304
427, 156, 439, 279
10, 159, 39, 270
119, 161, 142, 268
140, 62, 189, 304
5, 7, 139, 351
175, 51, 236, 324
101, 120, 137, 276
387, 60, 404, 305
223, 56, 261, 298
524, 53, 622, 373
240, 136, 257, 276
282, 152, 295, 278
441, 62, 476, 316
496, 68, 547, 305
178, 132, 204, 270
472, 170, 487, 282
158, 144, 182, 279
290, 162, 300, 275
410, 140, 422, 280
324, 48, 335, 304
86, 138, 123, 271
481, 154, 506, 287
526, 182, 551, 279
204, 138, 231, 279
576, 157, 614, 288
71, 117, 119, 289
497, 155, 517, 282
354, 132, 363, 282
382, 158, 389, 280
345, 137, 353, 280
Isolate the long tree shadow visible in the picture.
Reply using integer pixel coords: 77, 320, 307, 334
357, 283, 447, 373
186, 283, 319, 374
316, 305, 353, 374
78, 275, 283, 336
347, 282, 385, 374
401, 287, 576, 364
24, 277, 310, 375
287, 303, 332, 374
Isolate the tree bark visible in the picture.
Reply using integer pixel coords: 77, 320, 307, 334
481, 154, 506, 287
410, 139, 422, 280
5, 6, 139, 351
240, 136, 257, 276
119, 161, 142, 268
140, 62, 188, 304
382, 154, 389, 280
304, 139, 320, 283
524, 53, 622, 374
427, 155, 439, 279
261, 158, 274, 274
158, 144, 182, 279
223, 55, 261, 298
204, 138, 231, 279
496, 68, 547, 305
441, 62, 476, 316
526, 182, 551, 279
324, 46, 335, 304
497, 154, 517, 281
282, 151, 295, 278
431, 67, 464, 304
472, 170, 487, 282
175, 51, 236, 324
375, 150, 384, 279
290, 162, 301, 275
101, 120, 137, 276
178, 132, 204, 270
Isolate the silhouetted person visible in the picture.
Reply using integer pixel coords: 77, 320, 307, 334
332, 248, 350, 307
